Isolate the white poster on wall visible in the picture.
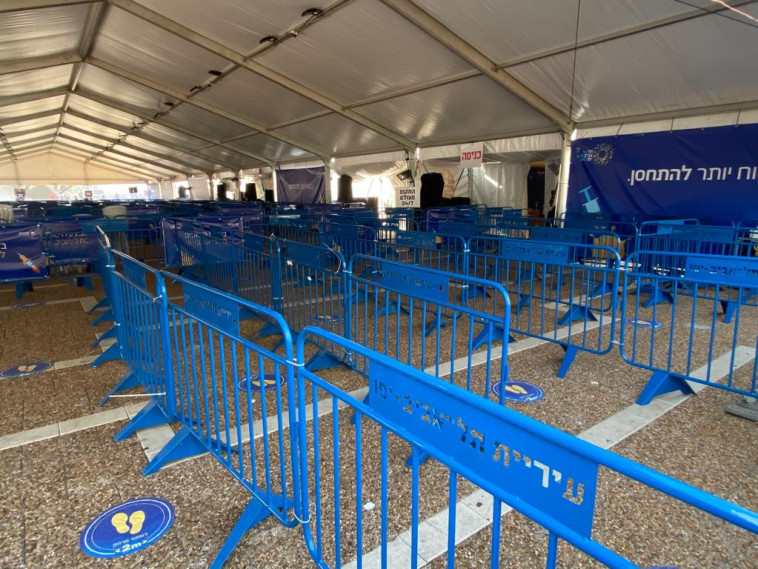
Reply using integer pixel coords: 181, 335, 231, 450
460, 142, 484, 169
395, 186, 420, 207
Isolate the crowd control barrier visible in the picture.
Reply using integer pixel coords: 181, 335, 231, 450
346, 254, 511, 400
636, 222, 753, 258
468, 236, 621, 377
621, 251, 758, 404
374, 229, 468, 275
95, 239, 175, 418
295, 327, 758, 569
279, 240, 349, 371
94, 235, 758, 567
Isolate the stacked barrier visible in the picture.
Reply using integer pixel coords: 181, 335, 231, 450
622, 250, 758, 404
374, 229, 468, 274
97, 240, 758, 566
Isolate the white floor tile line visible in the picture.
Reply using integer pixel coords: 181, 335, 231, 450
0, 402, 146, 452
346, 346, 754, 569
0, 295, 98, 312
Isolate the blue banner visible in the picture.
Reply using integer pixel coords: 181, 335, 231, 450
276, 167, 325, 204
0, 224, 48, 282
568, 124, 758, 222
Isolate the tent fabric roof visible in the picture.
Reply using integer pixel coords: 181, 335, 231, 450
1, 0, 757, 181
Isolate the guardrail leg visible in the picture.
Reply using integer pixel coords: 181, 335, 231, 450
90, 308, 114, 326
87, 296, 109, 314
90, 342, 120, 367
472, 323, 513, 351
209, 495, 294, 569
142, 425, 206, 476
76, 275, 93, 291
92, 325, 117, 347
557, 345, 579, 378
637, 371, 695, 405
114, 400, 172, 442
15, 282, 33, 299
558, 305, 597, 326
98, 372, 139, 406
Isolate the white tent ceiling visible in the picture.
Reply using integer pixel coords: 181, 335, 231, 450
1, 0, 757, 182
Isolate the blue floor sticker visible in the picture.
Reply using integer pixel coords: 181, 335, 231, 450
80, 497, 174, 558
491, 380, 544, 402
0, 361, 53, 379
13, 302, 45, 309
237, 372, 286, 392
625, 317, 662, 329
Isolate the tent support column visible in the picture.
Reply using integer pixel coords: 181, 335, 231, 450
556, 133, 572, 218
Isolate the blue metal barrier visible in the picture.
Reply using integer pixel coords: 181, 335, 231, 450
149, 273, 302, 568
295, 327, 758, 569
0, 223, 49, 298
320, 221, 377, 260
622, 251, 758, 404
374, 229, 468, 275
95, 242, 175, 425
346, 254, 510, 401
279, 240, 349, 371
468, 236, 620, 377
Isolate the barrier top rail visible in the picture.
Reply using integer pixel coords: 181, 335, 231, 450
295, 326, 758, 569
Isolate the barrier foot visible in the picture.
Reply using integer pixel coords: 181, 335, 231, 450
114, 400, 172, 442
254, 320, 282, 339
142, 425, 206, 475
589, 278, 609, 298
210, 495, 292, 569
98, 371, 139, 406
87, 296, 109, 314
15, 282, 33, 299
90, 308, 114, 326
377, 300, 408, 317
720, 300, 737, 324
76, 275, 93, 291
468, 284, 491, 299
305, 350, 348, 372
557, 345, 579, 379
90, 342, 120, 367
471, 324, 512, 351
558, 304, 597, 326
636, 371, 695, 406
424, 315, 448, 337
92, 325, 117, 347
516, 293, 531, 314
404, 450, 430, 468
643, 289, 673, 309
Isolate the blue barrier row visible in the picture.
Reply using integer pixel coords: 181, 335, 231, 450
622, 250, 758, 403
97, 240, 758, 568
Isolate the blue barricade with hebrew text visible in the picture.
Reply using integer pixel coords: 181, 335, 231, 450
622, 251, 758, 404
295, 327, 758, 569
347, 255, 510, 401
467, 236, 620, 377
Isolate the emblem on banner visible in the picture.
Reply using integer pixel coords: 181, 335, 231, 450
578, 143, 614, 166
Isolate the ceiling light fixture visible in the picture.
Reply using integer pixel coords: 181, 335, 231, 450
301, 8, 323, 17
259, 35, 278, 44
208, 70, 223, 77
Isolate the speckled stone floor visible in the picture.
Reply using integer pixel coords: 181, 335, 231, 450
0, 275, 755, 568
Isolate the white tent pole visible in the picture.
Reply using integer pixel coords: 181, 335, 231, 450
556, 133, 572, 218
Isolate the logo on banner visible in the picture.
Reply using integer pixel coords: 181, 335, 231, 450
577, 143, 614, 165
491, 381, 544, 402
0, 361, 53, 379
460, 142, 484, 169
80, 498, 174, 558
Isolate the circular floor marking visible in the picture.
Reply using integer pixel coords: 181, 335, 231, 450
237, 372, 286, 392
80, 497, 174, 558
12, 302, 45, 309
491, 380, 544, 402
625, 317, 662, 329
0, 361, 53, 379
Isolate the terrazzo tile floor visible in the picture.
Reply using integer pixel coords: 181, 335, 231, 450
0, 276, 755, 568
